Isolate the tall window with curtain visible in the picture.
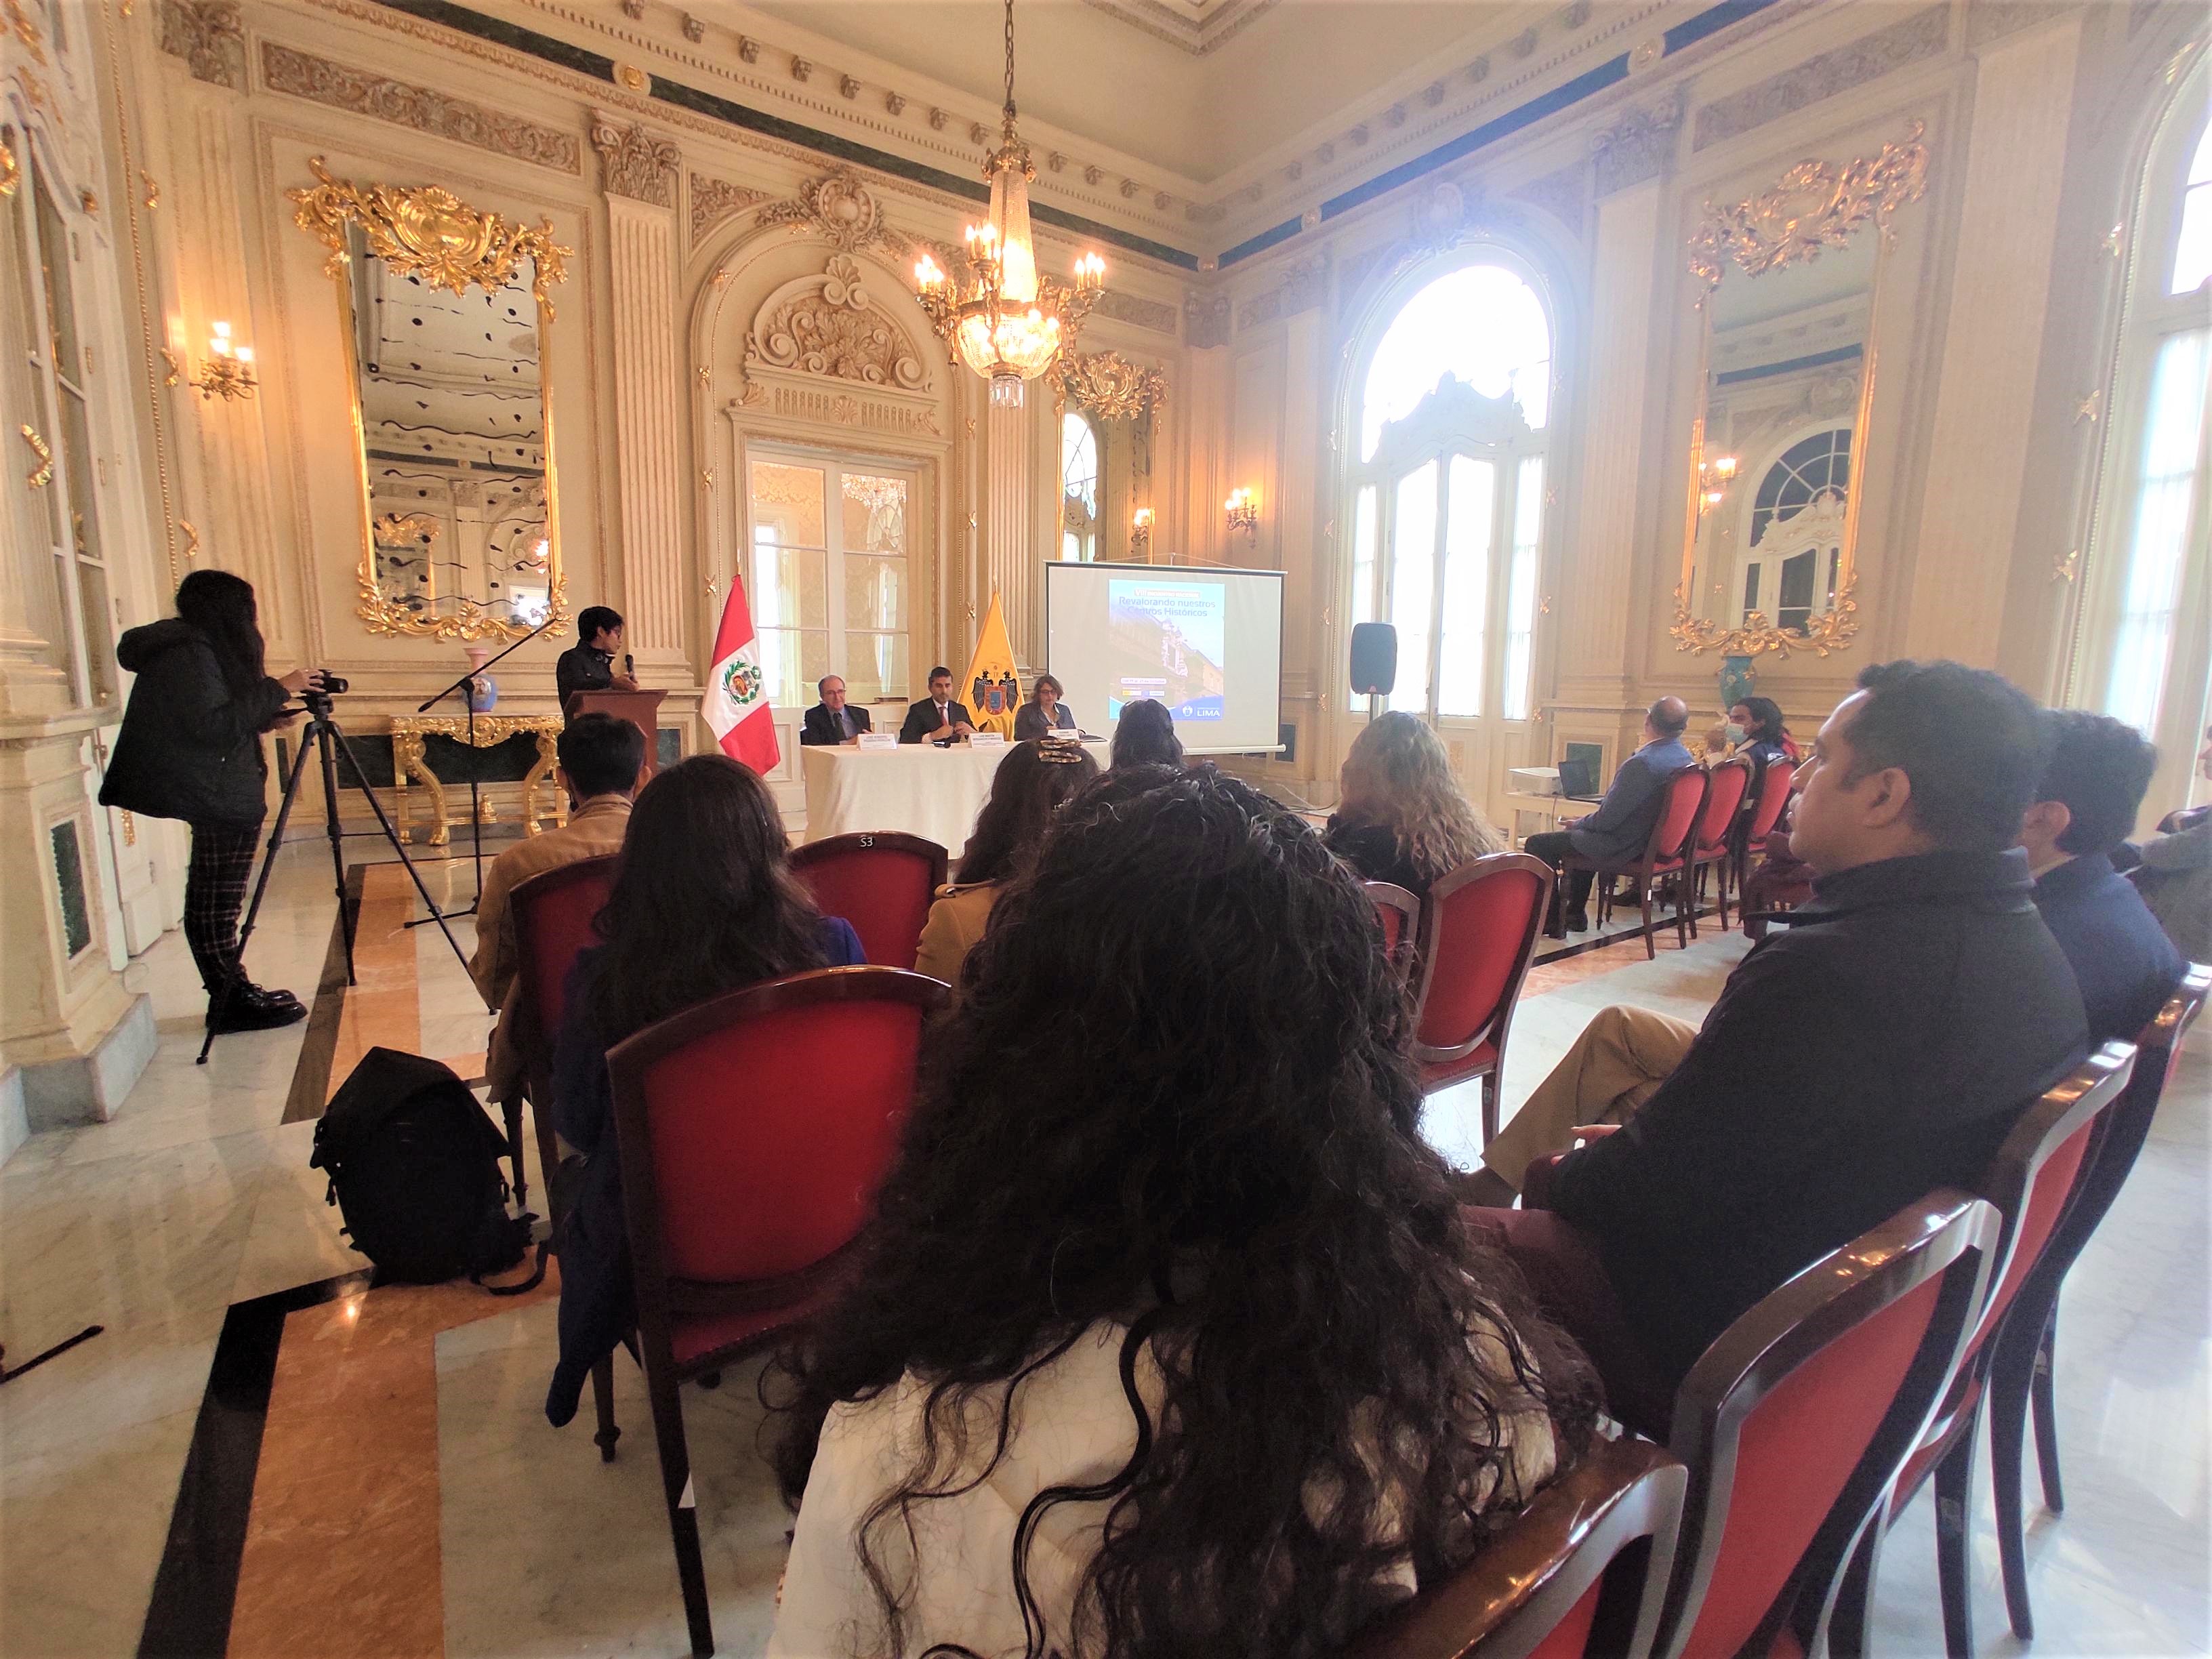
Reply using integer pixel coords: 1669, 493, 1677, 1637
1060, 413, 1099, 562
2079, 66, 2211, 815
745, 451, 914, 709
1347, 261, 1553, 722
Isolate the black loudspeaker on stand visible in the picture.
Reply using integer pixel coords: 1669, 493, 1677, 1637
1349, 621, 1397, 720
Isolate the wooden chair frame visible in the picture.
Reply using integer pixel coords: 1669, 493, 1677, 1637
1410, 853, 1555, 1146
1827, 1044, 2138, 1659
1365, 880, 1421, 982
1685, 759, 1753, 935
508, 853, 621, 1458
1562, 768, 1708, 961
1652, 1191, 2002, 1659
1988, 966, 2207, 1641
788, 831, 950, 964
607, 966, 950, 1658
1341, 1436, 1688, 1659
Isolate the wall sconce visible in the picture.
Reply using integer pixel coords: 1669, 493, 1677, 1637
1130, 506, 1154, 556
1224, 487, 1258, 545
1696, 453, 1737, 515
192, 320, 258, 401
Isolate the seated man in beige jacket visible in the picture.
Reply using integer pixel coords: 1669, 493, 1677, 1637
471, 712, 644, 1105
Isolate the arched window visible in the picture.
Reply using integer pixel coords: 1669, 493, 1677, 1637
1349, 260, 1553, 720
1740, 428, 1850, 629
2078, 64, 2211, 815
1060, 412, 1099, 562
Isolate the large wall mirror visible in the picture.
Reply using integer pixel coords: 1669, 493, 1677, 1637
288, 159, 573, 640
1673, 123, 1928, 657
1052, 350, 1166, 562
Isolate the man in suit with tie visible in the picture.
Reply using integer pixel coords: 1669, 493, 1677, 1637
899, 665, 976, 744
801, 674, 874, 746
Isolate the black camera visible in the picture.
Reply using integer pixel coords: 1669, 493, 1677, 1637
316, 672, 350, 695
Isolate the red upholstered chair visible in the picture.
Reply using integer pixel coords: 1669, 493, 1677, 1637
1733, 754, 1795, 897
1366, 881, 1420, 981
1988, 966, 2207, 1641
510, 854, 621, 1455
1563, 767, 1708, 960
789, 831, 949, 968
1339, 1435, 1687, 1659
1827, 1044, 2138, 1659
1410, 853, 1554, 1146
1685, 760, 1752, 934
607, 966, 950, 1658
1649, 1192, 2001, 1659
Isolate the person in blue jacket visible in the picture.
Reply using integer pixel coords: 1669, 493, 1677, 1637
544, 754, 863, 1427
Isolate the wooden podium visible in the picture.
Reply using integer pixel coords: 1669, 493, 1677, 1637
565, 687, 668, 784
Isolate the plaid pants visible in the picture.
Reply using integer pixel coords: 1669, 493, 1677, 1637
184, 818, 264, 994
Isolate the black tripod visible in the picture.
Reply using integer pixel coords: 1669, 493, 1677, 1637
403, 614, 556, 928
197, 688, 479, 1064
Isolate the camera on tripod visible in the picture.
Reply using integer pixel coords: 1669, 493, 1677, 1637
302, 671, 348, 713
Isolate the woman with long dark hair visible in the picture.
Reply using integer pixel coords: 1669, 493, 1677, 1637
1326, 711, 1504, 896
1012, 673, 1080, 741
914, 738, 1099, 991
768, 766, 1596, 1659
100, 570, 323, 1030
1109, 696, 1184, 771
544, 754, 863, 1426
1727, 695, 1796, 766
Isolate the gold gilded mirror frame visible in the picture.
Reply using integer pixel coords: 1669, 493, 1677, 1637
1672, 122, 1928, 658
1051, 350, 1168, 562
287, 157, 575, 642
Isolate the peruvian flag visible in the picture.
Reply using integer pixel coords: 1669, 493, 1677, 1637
705, 571, 781, 775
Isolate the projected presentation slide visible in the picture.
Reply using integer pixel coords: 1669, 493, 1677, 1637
1044, 562, 1284, 754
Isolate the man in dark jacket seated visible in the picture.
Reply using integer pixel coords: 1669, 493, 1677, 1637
1468, 660, 2089, 1435
1525, 697, 1696, 936
2019, 710, 2184, 1044
800, 674, 874, 745
898, 665, 976, 744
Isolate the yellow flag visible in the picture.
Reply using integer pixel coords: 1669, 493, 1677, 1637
961, 592, 1022, 739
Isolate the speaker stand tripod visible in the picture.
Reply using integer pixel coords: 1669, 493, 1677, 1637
197, 691, 481, 1065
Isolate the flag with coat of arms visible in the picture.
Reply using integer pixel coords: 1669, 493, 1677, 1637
705, 571, 780, 775
962, 592, 1022, 739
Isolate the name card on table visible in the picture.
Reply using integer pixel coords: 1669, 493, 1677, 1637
857, 732, 899, 750
969, 732, 1006, 749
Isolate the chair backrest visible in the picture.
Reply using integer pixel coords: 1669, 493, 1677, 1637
1645, 768, 1710, 868
509, 853, 618, 1093
1742, 754, 1795, 844
1654, 1192, 2001, 1659
1410, 853, 1554, 1063
1691, 760, 1751, 857
607, 967, 949, 1292
1340, 1436, 1688, 1659
1366, 881, 1420, 977
789, 832, 950, 968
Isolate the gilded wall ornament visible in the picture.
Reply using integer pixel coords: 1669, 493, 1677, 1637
1048, 350, 1166, 420
1688, 123, 1929, 290
756, 169, 909, 257
745, 254, 928, 390
1670, 572, 1861, 659
262, 45, 581, 173
357, 552, 568, 644
158, 0, 243, 88
3, 0, 49, 64
589, 112, 680, 207
0, 131, 17, 199
20, 424, 53, 488
287, 156, 573, 319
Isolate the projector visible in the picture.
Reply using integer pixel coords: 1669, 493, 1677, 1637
1508, 766, 1563, 797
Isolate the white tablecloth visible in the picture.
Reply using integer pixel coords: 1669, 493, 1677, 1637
804, 742, 1101, 857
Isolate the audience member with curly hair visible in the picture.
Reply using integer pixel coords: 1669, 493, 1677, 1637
1325, 710, 1504, 896
767, 765, 1597, 1659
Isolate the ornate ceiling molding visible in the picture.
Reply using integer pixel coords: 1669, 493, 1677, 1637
744, 253, 930, 394
159, 0, 244, 89
261, 43, 581, 173
756, 169, 915, 259
1591, 87, 1683, 196
1693, 5, 1948, 152
590, 110, 680, 207
689, 173, 767, 242
1093, 289, 1181, 335
1078, 0, 1282, 58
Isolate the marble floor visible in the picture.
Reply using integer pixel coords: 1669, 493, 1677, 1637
1, 842, 2205, 1658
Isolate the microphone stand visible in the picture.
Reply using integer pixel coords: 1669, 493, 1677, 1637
405, 613, 558, 927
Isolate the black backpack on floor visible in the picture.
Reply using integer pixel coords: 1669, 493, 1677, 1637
312, 1046, 536, 1288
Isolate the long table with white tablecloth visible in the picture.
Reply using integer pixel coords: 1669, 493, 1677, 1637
802, 740, 1105, 856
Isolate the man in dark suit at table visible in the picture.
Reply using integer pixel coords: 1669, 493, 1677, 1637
801, 674, 874, 747
899, 665, 976, 744
1525, 696, 1696, 937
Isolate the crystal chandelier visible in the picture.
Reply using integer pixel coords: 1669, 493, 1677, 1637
913, 0, 1105, 407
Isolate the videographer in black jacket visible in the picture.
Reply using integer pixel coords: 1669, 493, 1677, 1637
100, 571, 325, 1031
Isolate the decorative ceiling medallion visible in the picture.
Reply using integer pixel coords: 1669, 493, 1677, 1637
1048, 349, 1167, 419
1687, 122, 1928, 291
287, 156, 573, 319
1670, 571, 1861, 659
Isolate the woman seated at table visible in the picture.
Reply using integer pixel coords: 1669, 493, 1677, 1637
767, 766, 1595, 1659
1110, 695, 1185, 771
1324, 710, 1503, 897
1013, 673, 1080, 740
543, 754, 864, 1429
914, 737, 1098, 993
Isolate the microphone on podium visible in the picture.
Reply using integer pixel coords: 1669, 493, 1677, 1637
623, 653, 634, 681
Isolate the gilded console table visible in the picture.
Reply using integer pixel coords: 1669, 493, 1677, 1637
388, 714, 567, 847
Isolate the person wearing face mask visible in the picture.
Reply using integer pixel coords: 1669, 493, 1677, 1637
1725, 697, 1796, 769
